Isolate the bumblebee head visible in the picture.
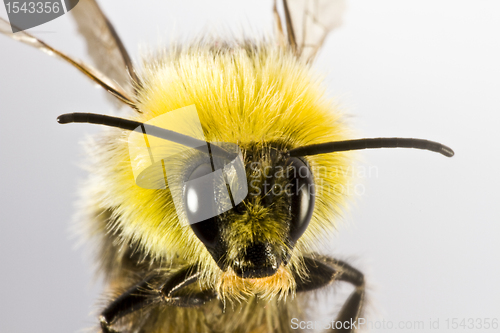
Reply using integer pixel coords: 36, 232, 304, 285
56, 47, 453, 299
184, 145, 315, 278
59, 110, 453, 283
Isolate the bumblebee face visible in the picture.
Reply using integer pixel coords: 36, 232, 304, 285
184, 146, 315, 278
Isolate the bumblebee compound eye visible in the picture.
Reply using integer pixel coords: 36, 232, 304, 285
286, 157, 315, 242
184, 163, 219, 247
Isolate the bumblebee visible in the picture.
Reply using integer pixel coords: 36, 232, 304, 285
0, 1, 453, 332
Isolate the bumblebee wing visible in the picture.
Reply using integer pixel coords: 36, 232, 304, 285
0, 17, 137, 109
273, 0, 287, 47
68, 0, 140, 96
277, 0, 346, 62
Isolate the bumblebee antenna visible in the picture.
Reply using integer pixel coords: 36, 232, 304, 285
57, 113, 235, 159
288, 138, 454, 158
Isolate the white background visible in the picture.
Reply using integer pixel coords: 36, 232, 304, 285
1, 1, 499, 332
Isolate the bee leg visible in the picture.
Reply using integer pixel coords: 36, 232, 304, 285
100, 266, 214, 333
98, 274, 158, 333
100, 316, 119, 333
328, 259, 365, 333
296, 257, 365, 333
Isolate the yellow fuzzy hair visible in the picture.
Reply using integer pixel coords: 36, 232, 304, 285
82, 42, 352, 301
